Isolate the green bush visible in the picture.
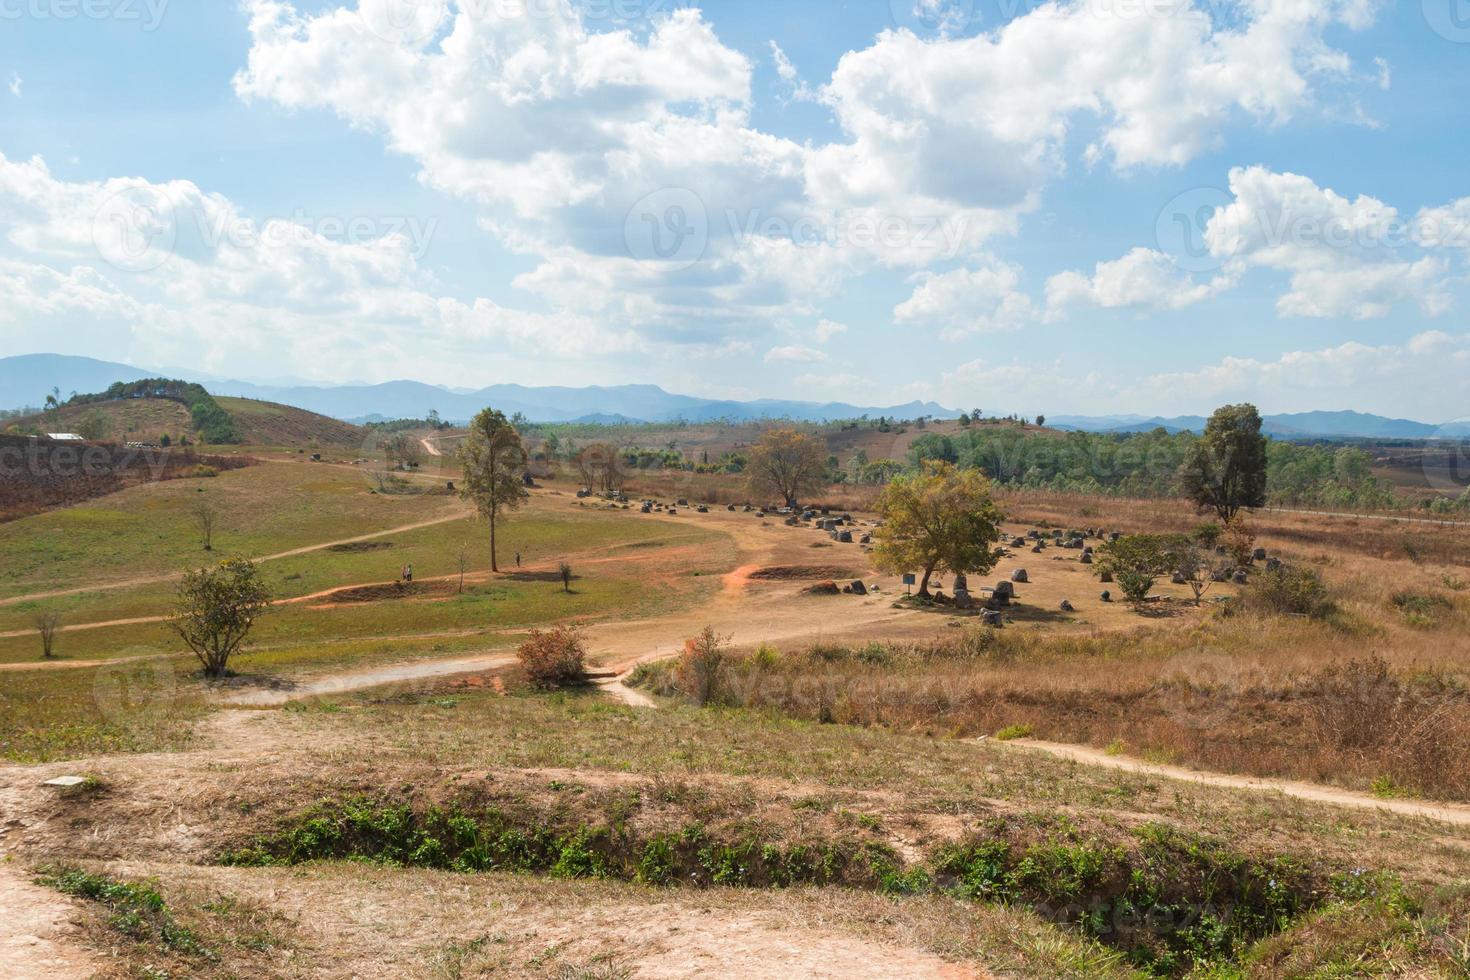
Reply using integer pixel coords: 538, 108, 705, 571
1239, 566, 1337, 619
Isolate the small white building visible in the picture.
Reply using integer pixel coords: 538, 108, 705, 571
46, 433, 85, 441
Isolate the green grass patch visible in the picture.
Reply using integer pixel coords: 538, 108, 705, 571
37, 865, 214, 960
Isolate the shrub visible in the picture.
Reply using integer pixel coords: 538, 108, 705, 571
1390, 591, 1452, 627
677, 626, 726, 707
516, 625, 587, 689
1239, 566, 1336, 619
1193, 521, 1223, 547
1096, 534, 1181, 605
1222, 516, 1257, 567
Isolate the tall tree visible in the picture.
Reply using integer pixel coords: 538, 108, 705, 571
575, 442, 624, 493
872, 461, 1006, 596
746, 428, 825, 508
460, 407, 529, 572
1179, 403, 1268, 522
169, 558, 271, 678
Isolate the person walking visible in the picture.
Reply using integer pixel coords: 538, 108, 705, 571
514, 551, 521, 569
405, 563, 413, 583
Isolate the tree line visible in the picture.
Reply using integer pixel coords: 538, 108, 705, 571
905, 416, 1398, 510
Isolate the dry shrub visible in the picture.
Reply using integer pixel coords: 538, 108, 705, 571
1222, 517, 1257, 567
516, 625, 587, 689
1307, 657, 1468, 797
676, 626, 726, 706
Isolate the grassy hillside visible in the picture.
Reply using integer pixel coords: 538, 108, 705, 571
13, 399, 193, 444
214, 396, 364, 449
6, 396, 365, 449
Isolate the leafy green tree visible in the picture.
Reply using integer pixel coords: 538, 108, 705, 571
169, 557, 271, 678
1095, 534, 1182, 606
460, 407, 529, 572
746, 428, 825, 507
872, 461, 1006, 596
1178, 404, 1268, 521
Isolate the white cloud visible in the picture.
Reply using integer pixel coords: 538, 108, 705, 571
893, 260, 1037, 339
1137, 332, 1470, 419
1205, 166, 1454, 318
8, 74, 20, 98
0, 152, 646, 384
810, 0, 1380, 219
1046, 247, 1235, 316
227, 1, 1386, 348
764, 344, 826, 364
814, 318, 848, 342
926, 331, 1470, 421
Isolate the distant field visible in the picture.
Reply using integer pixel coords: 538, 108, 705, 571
0, 460, 466, 601
0, 503, 730, 662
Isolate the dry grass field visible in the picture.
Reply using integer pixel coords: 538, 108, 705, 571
4, 453, 1470, 978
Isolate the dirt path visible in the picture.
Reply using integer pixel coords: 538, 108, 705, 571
0, 507, 473, 609
419, 437, 442, 458
1268, 506, 1470, 528
0, 863, 104, 979
219, 506, 904, 706
1007, 738, 1470, 826
220, 650, 519, 706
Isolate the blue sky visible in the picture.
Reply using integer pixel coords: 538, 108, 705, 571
1, 0, 1468, 420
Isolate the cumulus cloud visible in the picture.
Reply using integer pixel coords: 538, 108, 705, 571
1205, 166, 1454, 318
924, 331, 1470, 421
811, 0, 1380, 216
226, 0, 1386, 348
1045, 247, 1235, 316
1136, 332, 1470, 417
764, 344, 826, 364
1053, 165, 1463, 321
0, 152, 643, 383
814, 318, 849, 342
893, 261, 1037, 339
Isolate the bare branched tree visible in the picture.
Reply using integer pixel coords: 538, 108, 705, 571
192, 500, 218, 551
33, 611, 61, 659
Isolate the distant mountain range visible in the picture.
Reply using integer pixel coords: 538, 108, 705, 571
0, 354, 954, 426
5, 353, 1465, 439
1046, 412, 1470, 439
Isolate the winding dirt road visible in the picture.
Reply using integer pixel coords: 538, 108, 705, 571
1006, 738, 1470, 826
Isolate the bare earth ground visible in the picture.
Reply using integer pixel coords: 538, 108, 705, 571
0, 863, 105, 979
